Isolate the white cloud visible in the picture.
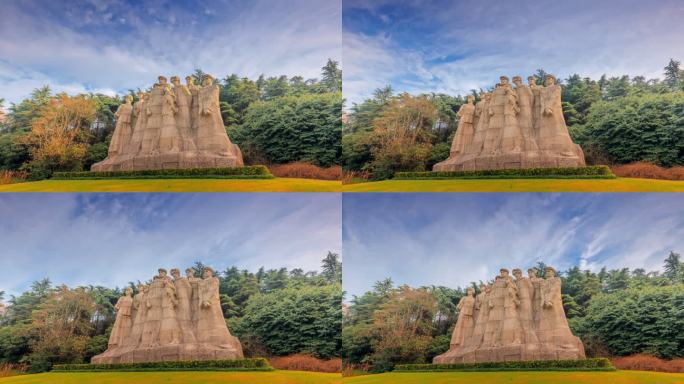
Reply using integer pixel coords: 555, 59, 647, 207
0, 193, 341, 297
343, 194, 684, 299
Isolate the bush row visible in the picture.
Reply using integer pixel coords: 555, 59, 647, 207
52, 166, 273, 179
52, 358, 272, 372
395, 166, 615, 179
394, 358, 614, 371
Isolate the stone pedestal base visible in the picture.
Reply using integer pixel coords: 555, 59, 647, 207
433, 337, 585, 364
433, 145, 585, 172
91, 337, 244, 364
91, 145, 244, 172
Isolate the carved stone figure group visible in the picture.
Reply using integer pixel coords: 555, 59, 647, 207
434, 266, 585, 364
91, 266, 243, 364
434, 74, 585, 171
91, 75, 244, 172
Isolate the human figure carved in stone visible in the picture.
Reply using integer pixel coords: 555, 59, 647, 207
171, 268, 196, 343
528, 268, 542, 328
128, 284, 147, 346
186, 267, 200, 326
500, 268, 522, 345
196, 267, 235, 347
197, 74, 231, 156
513, 76, 538, 152
171, 76, 196, 151
499, 76, 523, 153
513, 268, 538, 347
450, 287, 476, 347
527, 76, 541, 138
139, 76, 165, 155
158, 86, 181, 153
538, 75, 576, 156
538, 267, 575, 346
466, 283, 490, 350
449, 95, 476, 156
108, 287, 134, 349
157, 268, 181, 345
108, 95, 134, 157
466, 92, 491, 155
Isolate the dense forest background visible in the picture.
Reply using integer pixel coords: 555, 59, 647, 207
0, 60, 342, 179
342, 251, 684, 372
343, 59, 684, 180
0, 252, 342, 373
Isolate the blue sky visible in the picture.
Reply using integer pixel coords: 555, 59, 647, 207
0, 0, 341, 105
342, 193, 684, 299
343, 0, 684, 106
0, 193, 341, 298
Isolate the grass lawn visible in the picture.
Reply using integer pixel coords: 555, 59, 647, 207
0, 370, 340, 384
341, 371, 684, 384
0, 178, 342, 192
342, 178, 684, 192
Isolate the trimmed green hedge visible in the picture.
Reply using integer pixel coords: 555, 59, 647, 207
52, 358, 273, 372
395, 358, 614, 372
52, 166, 273, 179
395, 166, 615, 179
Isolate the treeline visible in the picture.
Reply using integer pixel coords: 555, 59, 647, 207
0, 252, 342, 372
343, 59, 684, 179
0, 60, 342, 179
342, 251, 684, 372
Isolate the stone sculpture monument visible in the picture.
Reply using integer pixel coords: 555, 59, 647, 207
92, 267, 243, 363
92, 74, 244, 171
434, 74, 585, 171
434, 266, 585, 363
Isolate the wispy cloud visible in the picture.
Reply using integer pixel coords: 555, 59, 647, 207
342, 0, 684, 106
0, 193, 341, 297
0, 0, 341, 104
342, 193, 684, 298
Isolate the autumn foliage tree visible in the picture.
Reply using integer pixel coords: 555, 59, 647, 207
27, 286, 96, 371
366, 94, 438, 179
21, 93, 100, 177
369, 286, 438, 370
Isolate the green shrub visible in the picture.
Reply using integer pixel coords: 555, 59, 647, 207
51, 166, 273, 179
394, 166, 615, 179
395, 358, 614, 372
51, 358, 273, 371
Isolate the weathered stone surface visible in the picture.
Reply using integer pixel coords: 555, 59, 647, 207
434, 74, 585, 171
434, 266, 585, 364
91, 74, 243, 172
92, 267, 243, 364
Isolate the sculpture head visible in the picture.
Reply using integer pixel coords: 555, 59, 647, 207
137, 283, 145, 293
466, 95, 475, 104
203, 266, 215, 278
185, 76, 194, 86
499, 268, 509, 277
545, 266, 557, 277
125, 287, 133, 296
512, 76, 522, 86
170, 268, 180, 279
157, 75, 168, 85
124, 95, 133, 104
185, 268, 195, 278
170, 76, 180, 86
202, 74, 214, 86
136, 91, 144, 100
527, 268, 537, 278
527, 76, 537, 86
158, 268, 167, 277
466, 287, 475, 296
479, 283, 487, 292
544, 74, 556, 86
499, 76, 509, 85
512, 268, 523, 279
483, 92, 492, 101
